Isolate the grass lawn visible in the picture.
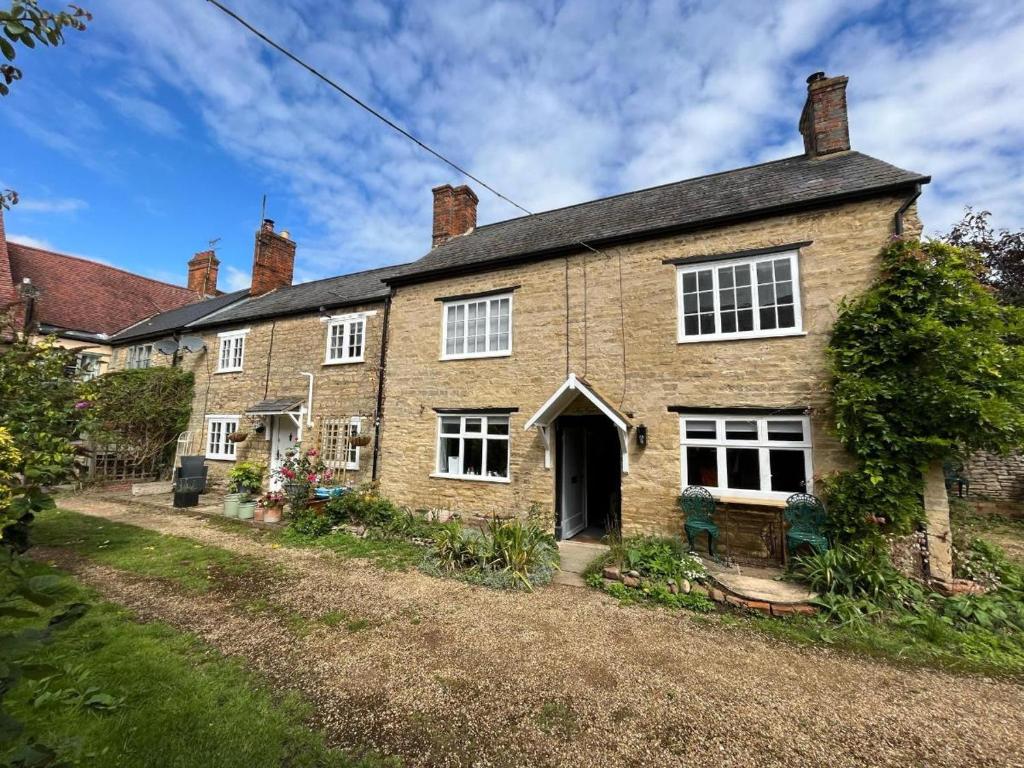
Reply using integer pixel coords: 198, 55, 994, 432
0, 563, 394, 768
203, 513, 426, 571
32, 508, 267, 592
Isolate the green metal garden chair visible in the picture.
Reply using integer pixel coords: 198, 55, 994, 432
784, 492, 829, 557
679, 485, 719, 556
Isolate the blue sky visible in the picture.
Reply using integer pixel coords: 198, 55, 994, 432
2, 0, 1023, 290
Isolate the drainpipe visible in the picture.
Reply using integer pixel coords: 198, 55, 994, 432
371, 291, 393, 481
894, 183, 922, 236
300, 372, 314, 428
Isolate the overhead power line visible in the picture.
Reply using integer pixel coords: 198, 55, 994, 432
206, 0, 533, 217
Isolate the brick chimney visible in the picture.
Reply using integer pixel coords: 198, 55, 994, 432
432, 184, 478, 247
799, 72, 850, 157
251, 218, 295, 296
187, 250, 219, 297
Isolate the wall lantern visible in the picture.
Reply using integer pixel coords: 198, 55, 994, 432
636, 424, 648, 448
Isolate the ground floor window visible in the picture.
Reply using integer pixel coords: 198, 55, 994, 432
320, 416, 361, 470
435, 414, 510, 482
206, 416, 239, 460
679, 413, 811, 499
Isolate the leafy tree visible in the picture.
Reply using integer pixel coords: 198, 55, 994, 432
0, 0, 90, 95
825, 238, 1024, 538
81, 367, 195, 476
0, 335, 88, 752
944, 208, 1024, 307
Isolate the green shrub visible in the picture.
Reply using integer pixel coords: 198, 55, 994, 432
227, 461, 264, 494
792, 541, 907, 601
287, 508, 334, 538
422, 518, 558, 591
619, 536, 706, 583
323, 487, 401, 527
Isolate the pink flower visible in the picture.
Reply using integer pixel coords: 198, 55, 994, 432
306, 473, 317, 483
281, 468, 295, 479
306, 448, 319, 457
74, 401, 91, 410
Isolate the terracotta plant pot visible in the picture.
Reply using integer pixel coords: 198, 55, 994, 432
263, 504, 283, 524
253, 504, 265, 523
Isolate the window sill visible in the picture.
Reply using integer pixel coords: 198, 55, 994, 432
711, 493, 789, 508
214, 369, 243, 375
677, 330, 806, 345
439, 351, 512, 361
430, 472, 511, 484
322, 359, 365, 366
205, 455, 238, 462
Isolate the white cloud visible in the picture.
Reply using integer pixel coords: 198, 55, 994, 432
7, 234, 108, 263
223, 265, 251, 292
44, 0, 1024, 277
100, 89, 184, 138
15, 197, 88, 214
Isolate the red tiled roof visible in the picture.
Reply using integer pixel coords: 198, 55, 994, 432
6, 241, 199, 336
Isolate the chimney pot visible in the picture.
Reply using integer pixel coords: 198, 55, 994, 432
431, 184, 478, 248
187, 250, 220, 297
262, 218, 275, 232
799, 72, 850, 158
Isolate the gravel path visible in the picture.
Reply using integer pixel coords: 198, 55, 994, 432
46, 494, 1024, 768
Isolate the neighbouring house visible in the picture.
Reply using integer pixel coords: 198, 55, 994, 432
376, 72, 931, 563
0, 206, 217, 377
109, 218, 405, 490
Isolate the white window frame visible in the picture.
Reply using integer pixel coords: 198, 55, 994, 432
217, 329, 249, 373
205, 415, 240, 460
320, 416, 361, 470
76, 352, 103, 381
678, 413, 812, 501
432, 413, 511, 483
323, 312, 373, 365
676, 251, 803, 343
126, 344, 153, 370
440, 293, 513, 360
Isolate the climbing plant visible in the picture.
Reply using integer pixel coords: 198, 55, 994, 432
825, 238, 1024, 538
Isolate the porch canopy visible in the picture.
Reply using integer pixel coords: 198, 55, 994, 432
524, 373, 632, 472
245, 396, 305, 428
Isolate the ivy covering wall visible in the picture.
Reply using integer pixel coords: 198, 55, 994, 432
825, 238, 1024, 539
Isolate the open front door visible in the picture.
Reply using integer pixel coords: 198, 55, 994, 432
560, 424, 586, 539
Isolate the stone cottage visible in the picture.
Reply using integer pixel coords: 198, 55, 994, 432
110, 219, 404, 489
376, 72, 931, 561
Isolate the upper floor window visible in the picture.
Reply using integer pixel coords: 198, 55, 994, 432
676, 251, 802, 342
442, 294, 511, 359
206, 415, 239, 460
679, 413, 812, 500
217, 329, 248, 372
324, 314, 367, 364
126, 344, 153, 370
434, 413, 510, 482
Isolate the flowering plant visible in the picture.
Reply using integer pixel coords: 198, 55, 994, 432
257, 491, 287, 508
273, 447, 331, 510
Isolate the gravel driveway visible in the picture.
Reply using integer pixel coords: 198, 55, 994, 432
47, 495, 1024, 768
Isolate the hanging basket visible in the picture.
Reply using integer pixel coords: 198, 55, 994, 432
349, 434, 372, 447
227, 431, 249, 443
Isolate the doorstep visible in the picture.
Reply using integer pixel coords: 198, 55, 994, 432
702, 556, 816, 606
555, 539, 609, 588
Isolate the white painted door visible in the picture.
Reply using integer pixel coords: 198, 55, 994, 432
560, 425, 586, 539
268, 416, 300, 491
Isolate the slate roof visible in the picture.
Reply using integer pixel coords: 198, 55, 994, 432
110, 289, 250, 343
245, 396, 305, 414
188, 263, 407, 330
7, 242, 200, 338
387, 151, 929, 284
